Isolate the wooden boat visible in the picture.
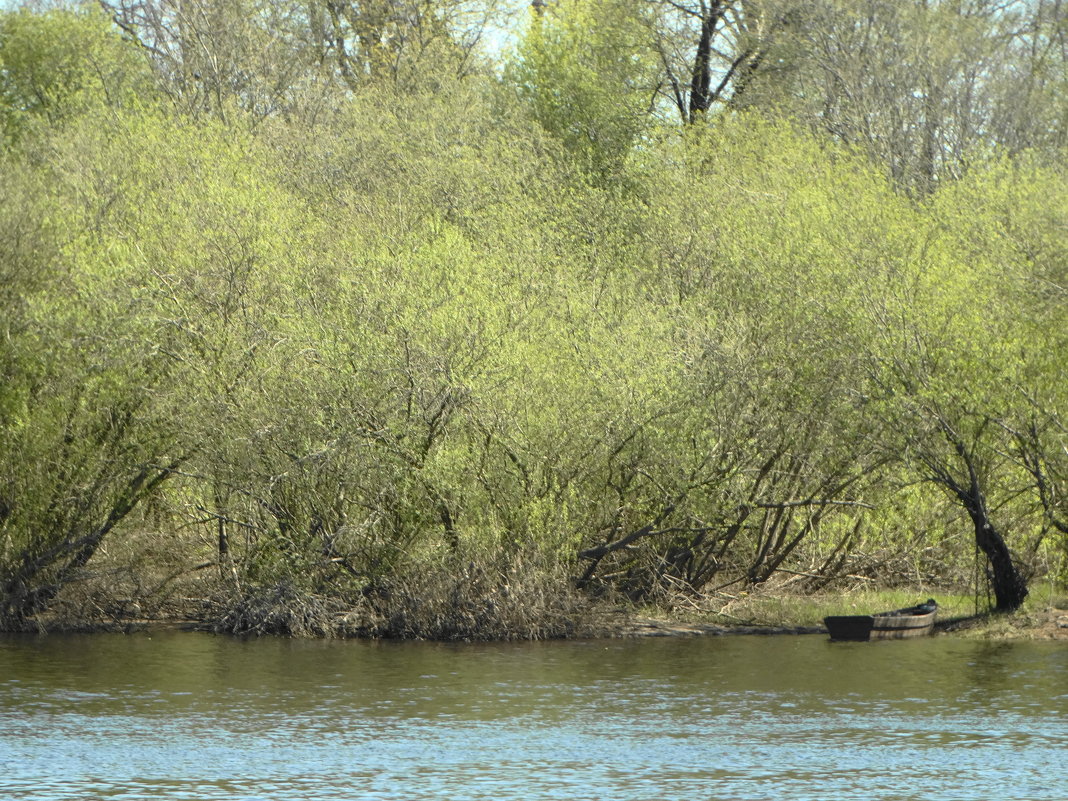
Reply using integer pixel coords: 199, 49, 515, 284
824, 599, 937, 641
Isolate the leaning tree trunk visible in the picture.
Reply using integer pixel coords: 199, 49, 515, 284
965, 502, 1029, 612
0, 460, 180, 631
948, 462, 1029, 611
930, 425, 1030, 612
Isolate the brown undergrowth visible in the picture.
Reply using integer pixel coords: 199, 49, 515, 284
25, 529, 1066, 641
205, 555, 605, 641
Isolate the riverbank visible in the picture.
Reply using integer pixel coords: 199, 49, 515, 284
616, 588, 1068, 640
25, 585, 1068, 641
613, 607, 1068, 640
935, 604, 1068, 640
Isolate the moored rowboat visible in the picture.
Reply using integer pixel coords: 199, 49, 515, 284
824, 599, 938, 641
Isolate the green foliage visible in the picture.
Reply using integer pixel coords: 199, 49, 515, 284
506, 0, 659, 181
925, 156, 1068, 579
2, 4, 1067, 632
0, 112, 190, 626
0, 6, 153, 147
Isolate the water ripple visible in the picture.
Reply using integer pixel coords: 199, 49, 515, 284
1, 633, 1066, 801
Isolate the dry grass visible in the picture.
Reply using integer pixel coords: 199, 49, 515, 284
30, 521, 1066, 641
207, 552, 602, 640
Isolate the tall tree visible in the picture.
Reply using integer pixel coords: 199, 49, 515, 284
779, 0, 1068, 193
932, 155, 1068, 590
0, 6, 153, 146
100, 0, 509, 121
645, 0, 805, 123
509, 0, 660, 179
850, 163, 1049, 610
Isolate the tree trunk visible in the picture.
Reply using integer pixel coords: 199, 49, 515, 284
951, 478, 1029, 611
967, 506, 1029, 611
687, 7, 716, 121
935, 426, 1030, 611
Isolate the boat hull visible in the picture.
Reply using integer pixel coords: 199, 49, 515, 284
824, 609, 936, 641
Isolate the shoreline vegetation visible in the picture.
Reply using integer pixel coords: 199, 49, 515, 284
21, 600, 1068, 642
25, 570, 1068, 641
3, 3, 1067, 637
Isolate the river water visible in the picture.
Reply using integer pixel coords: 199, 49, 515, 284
1, 631, 1065, 800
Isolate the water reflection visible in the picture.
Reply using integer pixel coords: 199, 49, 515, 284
1, 632, 1066, 800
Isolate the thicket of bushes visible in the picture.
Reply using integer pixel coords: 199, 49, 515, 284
1, 2, 1065, 635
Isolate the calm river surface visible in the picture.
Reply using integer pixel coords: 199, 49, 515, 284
1, 631, 1065, 800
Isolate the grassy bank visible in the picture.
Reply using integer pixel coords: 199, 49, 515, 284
628, 584, 1068, 640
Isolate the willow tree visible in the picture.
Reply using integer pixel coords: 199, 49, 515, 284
0, 135, 185, 629
0, 5, 153, 147
846, 158, 1057, 611
926, 154, 1068, 594
507, 0, 660, 180
0, 7, 186, 629
565, 117, 899, 596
